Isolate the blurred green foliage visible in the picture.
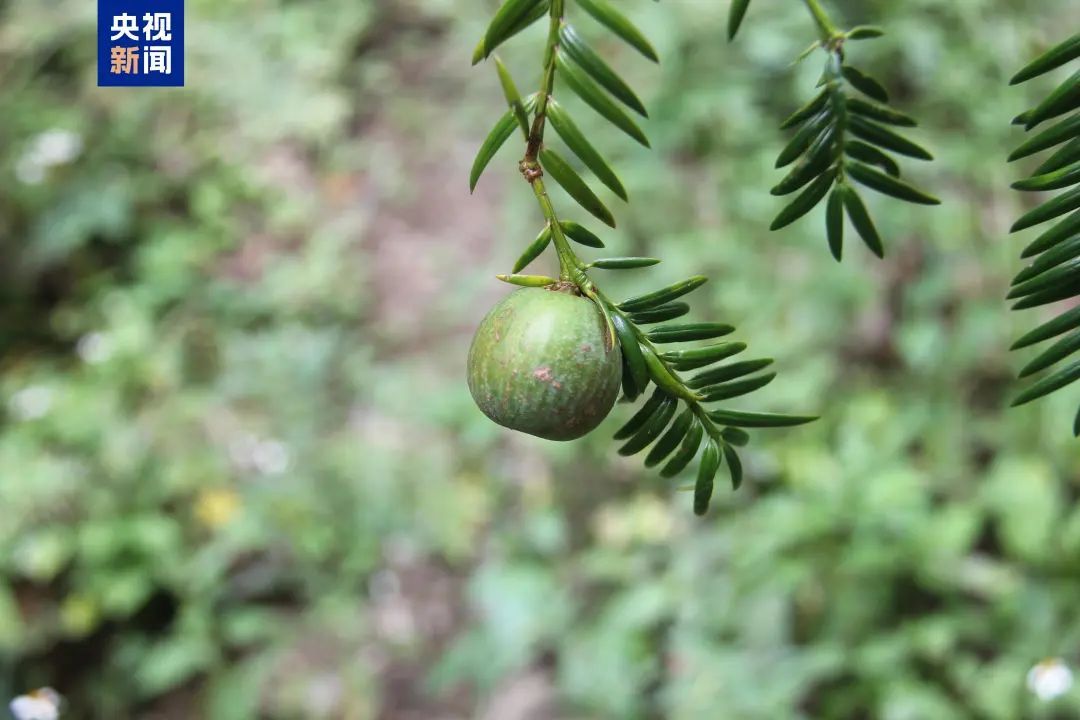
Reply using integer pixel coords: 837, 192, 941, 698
1, 0, 1079, 717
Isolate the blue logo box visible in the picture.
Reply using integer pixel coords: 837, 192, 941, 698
98, 0, 184, 87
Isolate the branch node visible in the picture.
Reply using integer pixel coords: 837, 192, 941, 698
519, 159, 544, 183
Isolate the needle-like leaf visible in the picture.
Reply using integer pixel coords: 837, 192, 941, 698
539, 147, 616, 227
548, 100, 628, 200
575, 0, 659, 62
842, 65, 889, 103
841, 184, 885, 258
694, 440, 721, 515
1010, 34, 1080, 84
559, 24, 648, 117
660, 421, 703, 478
513, 225, 553, 272
619, 276, 708, 312
847, 161, 941, 205
728, 0, 752, 41
555, 53, 650, 146
480, 0, 547, 63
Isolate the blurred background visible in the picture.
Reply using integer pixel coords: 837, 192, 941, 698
1, 0, 1079, 717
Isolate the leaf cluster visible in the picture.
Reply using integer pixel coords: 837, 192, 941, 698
1007, 34, 1080, 434
766, 38, 939, 260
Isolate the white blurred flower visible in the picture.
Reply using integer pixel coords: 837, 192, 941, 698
9, 386, 54, 421
76, 333, 112, 365
252, 439, 289, 475
1028, 658, 1073, 701
230, 434, 289, 476
15, 130, 83, 185
10, 687, 62, 720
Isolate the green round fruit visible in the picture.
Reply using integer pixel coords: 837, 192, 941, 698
468, 286, 623, 441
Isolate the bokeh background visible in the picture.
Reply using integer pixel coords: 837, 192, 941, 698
2, 0, 1080, 717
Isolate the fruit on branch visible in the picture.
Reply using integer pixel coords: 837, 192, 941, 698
467, 0, 816, 509
467, 286, 622, 441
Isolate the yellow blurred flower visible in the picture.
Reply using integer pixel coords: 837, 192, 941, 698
195, 488, 241, 529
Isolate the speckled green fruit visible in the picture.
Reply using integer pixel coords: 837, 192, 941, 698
468, 287, 622, 441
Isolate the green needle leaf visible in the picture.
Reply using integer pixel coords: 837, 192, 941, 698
539, 147, 616, 227
842, 65, 889, 103
592, 257, 662, 269
694, 440, 721, 515
1011, 305, 1080, 350
846, 26, 885, 40
721, 427, 750, 447
1011, 281, 1080, 310
847, 161, 941, 205
496, 274, 559, 287
826, 188, 844, 261
613, 313, 649, 398
619, 394, 678, 455
575, 0, 659, 62
470, 110, 518, 192
847, 97, 917, 127
841, 184, 885, 258
706, 409, 818, 428
723, 444, 744, 490
555, 53, 650, 147
1011, 360, 1080, 407
1020, 210, 1080, 258
728, 0, 752, 41
473, 2, 550, 63
1009, 114, 1080, 162
645, 408, 694, 468
481, 0, 546, 63
662, 342, 747, 371
559, 24, 648, 117
1013, 236, 1080, 285
1019, 330, 1080, 378
619, 276, 708, 312
1010, 34, 1080, 84
1010, 185, 1080, 233
548, 100, 628, 200
660, 421, 703, 478
699, 373, 777, 402
1007, 257, 1080, 300
1012, 161, 1080, 192
1034, 137, 1080, 176
770, 170, 835, 231
647, 323, 736, 343
689, 358, 774, 389
772, 125, 837, 195
780, 89, 830, 130
1024, 70, 1080, 128
849, 116, 934, 161
845, 141, 901, 177
620, 353, 646, 401
495, 56, 531, 135
629, 302, 690, 325
614, 388, 667, 440
513, 224, 553, 272
776, 111, 831, 168
558, 221, 604, 248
